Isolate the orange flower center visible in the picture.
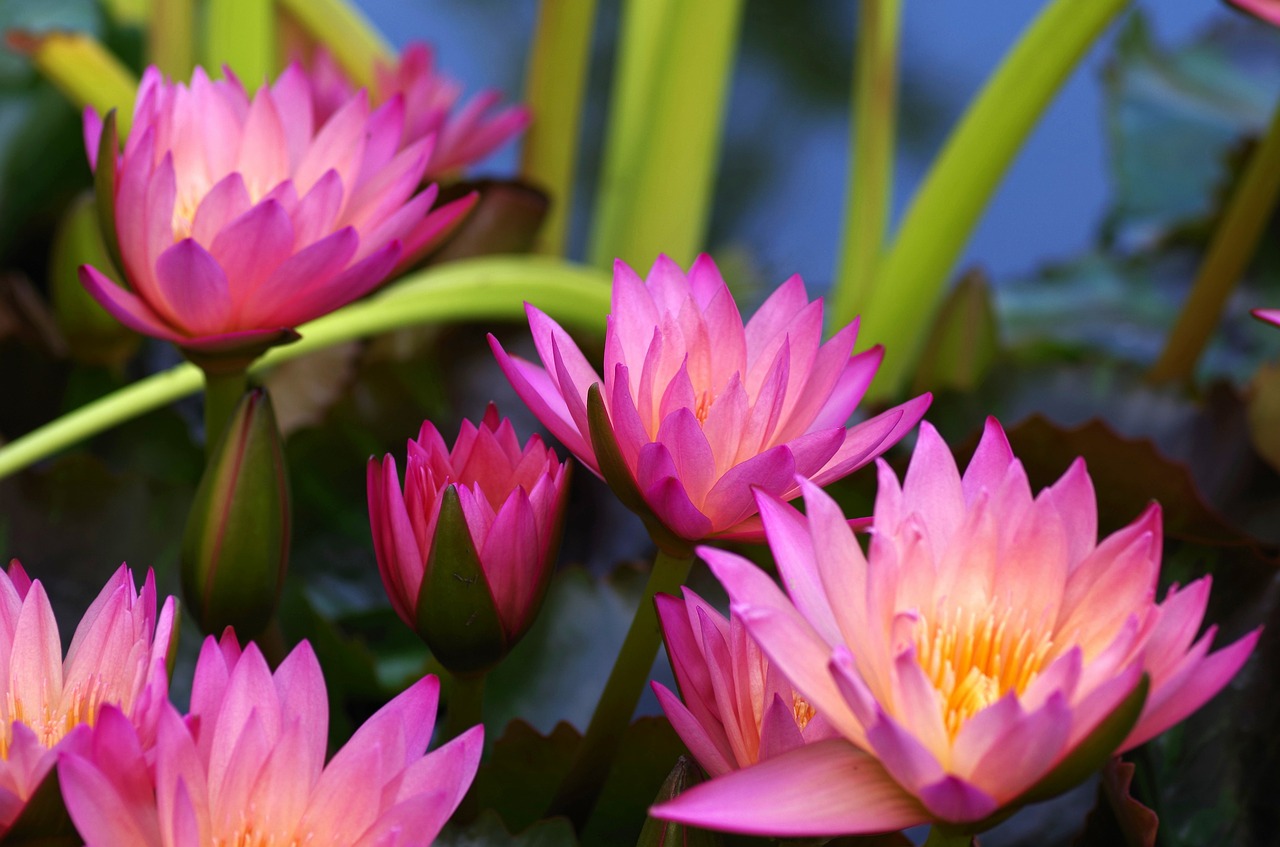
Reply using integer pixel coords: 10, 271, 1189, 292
791, 693, 816, 730
914, 604, 1055, 738
693, 390, 713, 425
0, 673, 117, 758
215, 823, 307, 847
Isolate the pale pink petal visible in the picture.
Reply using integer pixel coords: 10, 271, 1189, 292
652, 739, 928, 837
153, 239, 233, 335
652, 682, 735, 777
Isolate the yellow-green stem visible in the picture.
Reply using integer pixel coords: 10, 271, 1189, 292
587, 0, 744, 269
276, 0, 392, 88
205, 0, 275, 84
522, 0, 599, 257
445, 672, 487, 742
923, 827, 972, 847
831, 0, 902, 329
0, 257, 610, 481
858, 0, 1129, 400
150, 0, 195, 79
547, 548, 694, 828
202, 369, 248, 457
1147, 94, 1280, 384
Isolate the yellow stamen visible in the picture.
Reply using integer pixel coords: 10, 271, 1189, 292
0, 673, 121, 758
791, 693, 816, 730
915, 604, 1054, 738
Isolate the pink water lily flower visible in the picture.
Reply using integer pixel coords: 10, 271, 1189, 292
1228, 0, 1280, 26
0, 561, 174, 834
654, 588, 837, 777
490, 254, 930, 549
59, 634, 482, 847
1252, 307, 1280, 327
368, 405, 570, 672
653, 420, 1260, 838
310, 44, 531, 179
81, 64, 476, 370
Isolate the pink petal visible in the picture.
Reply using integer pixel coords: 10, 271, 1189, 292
808, 393, 932, 487
644, 474, 714, 540
653, 682, 735, 777
488, 336, 597, 472
702, 547, 865, 744
207, 199, 296, 311
191, 173, 253, 246
651, 739, 927, 837
1123, 627, 1260, 751
154, 239, 233, 335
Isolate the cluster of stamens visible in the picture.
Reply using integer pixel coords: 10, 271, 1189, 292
0, 674, 119, 757
914, 603, 1055, 738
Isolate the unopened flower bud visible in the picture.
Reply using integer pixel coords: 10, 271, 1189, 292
638, 757, 723, 847
181, 387, 290, 639
367, 405, 570, 674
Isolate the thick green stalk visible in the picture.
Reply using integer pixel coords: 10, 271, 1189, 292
830, 0, 903, 329
1147, 94, 1280, 384
587, 0, 744, 269
923, 827, 972, 847
205, 0, 275, 84
522, 0, 599, 257
858, 0, 1129, 400
547, 548, 694, 827
277, 0, 392, 88
0, 257, 611, 480
150, 0, 195, 79
12, 32, 139, 135
445, 672, 487, 742
202, 369, 248, 456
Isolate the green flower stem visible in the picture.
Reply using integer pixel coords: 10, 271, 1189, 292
586, 0, 744, 269
857, 0, 1129, 400
277, 0, 393, 88
0, 257, 611, 481
201, 369, 249, 457
830, 0, 902, 329
205, 0, 274, 85
12, 32, 139, 135
547, 548, 695, 827
1147, 94, 1280, 384
445, 671, 487, 743
150, 0, 195, 80
923, 827, 972, 847
522, 0, 599, 257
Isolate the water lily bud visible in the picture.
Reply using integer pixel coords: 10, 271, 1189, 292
638, 757, 723, 847
182, 387, 290, 639
49, 192, 139, 367
367, 404, 570, 674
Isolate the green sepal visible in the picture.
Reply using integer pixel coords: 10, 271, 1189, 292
635, 756, 723, 847
94, 109, 125, 279
50, 192, 139, 367
417, 485, 508, 675
1020, 674, 1149, 805
181, 387, 291, 640
586, 383, 693, 557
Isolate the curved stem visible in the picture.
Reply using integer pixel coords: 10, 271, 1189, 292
0, 257, 610, 481
858, 0, 1129, 400
923, 827, 972, 847
1147, 93, 1280, 384
547, 548, 694, 828
202, 369, 248, 457
445, 671, 487, 742
830, 0, 902, 329
522, 0, 599, 257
